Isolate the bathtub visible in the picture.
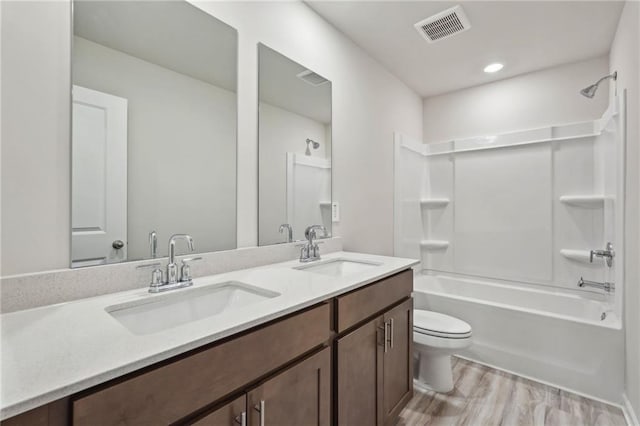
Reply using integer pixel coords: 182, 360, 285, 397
413, 272, 624, 403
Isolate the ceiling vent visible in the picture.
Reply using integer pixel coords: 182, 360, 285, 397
297, 70, 329, 86
414, 5, 471, 43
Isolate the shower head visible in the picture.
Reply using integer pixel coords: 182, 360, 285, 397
580, 71, 617, 98
580, 84, 599, 99
305, 138, 320, 156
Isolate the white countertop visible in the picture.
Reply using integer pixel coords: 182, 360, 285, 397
1, 251, 418, 420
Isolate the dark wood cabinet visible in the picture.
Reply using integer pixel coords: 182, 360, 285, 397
336, 272, 413, 426
248, 347, 331, 426
72, 304, 330, 425
192, 347, 331, 426
382, 298, 413, 425
336, 316, 384, 425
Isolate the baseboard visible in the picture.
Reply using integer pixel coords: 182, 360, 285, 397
623, 394, 640, 426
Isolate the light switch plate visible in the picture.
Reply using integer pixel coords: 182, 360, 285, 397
331, 202, 340, 222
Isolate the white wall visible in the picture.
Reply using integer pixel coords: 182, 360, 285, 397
422, 56, 610, 143
258, 102, 329, 246
73, 36, 237, 259
609, 1, 640, 419
1, 1, 71, 275
0, 1, 423, 276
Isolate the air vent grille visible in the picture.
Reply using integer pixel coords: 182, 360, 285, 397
297, 70, 329, 86
414, 5, 471, 43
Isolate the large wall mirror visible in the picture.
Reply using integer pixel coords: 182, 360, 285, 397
258, 44, 332, 246
71, 1, 237, 267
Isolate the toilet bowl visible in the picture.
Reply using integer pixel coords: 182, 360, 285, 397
413, 309, 472, 393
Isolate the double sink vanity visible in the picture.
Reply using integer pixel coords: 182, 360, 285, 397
1, 251, 419, 425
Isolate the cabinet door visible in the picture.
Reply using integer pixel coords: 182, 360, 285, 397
247, 347, 330, 426
336, 315, 385, 426
382, 298, 413, 425
191, 395, 246, 426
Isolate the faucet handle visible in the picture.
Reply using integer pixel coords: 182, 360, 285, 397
180, 257, 202, 282
150, 268, 163, 286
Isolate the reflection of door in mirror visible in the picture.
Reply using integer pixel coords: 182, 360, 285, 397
72, 85, 128, 267
258, 44, 332, 246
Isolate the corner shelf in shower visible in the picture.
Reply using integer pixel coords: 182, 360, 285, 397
420, 198, 450, 208
559, 195, 606, 208
420, 240, 449, 250
560, 249, 593, 264
319, 201, 332, 207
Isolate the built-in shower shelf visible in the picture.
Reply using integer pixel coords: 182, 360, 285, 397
559, 195, 606, 208
420, 198, 450, 208
420, 240, 449, 250
319, 201, 332, 207
560, 249, 593, 264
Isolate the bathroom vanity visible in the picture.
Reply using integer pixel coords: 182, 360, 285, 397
1, 253, 417, 425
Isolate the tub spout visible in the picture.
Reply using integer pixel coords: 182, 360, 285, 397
578, 277, 614, 293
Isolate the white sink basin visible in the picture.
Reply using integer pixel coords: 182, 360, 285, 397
294, 258, 382, 277
106, 282, 280, 335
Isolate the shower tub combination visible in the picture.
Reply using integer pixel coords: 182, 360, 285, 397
413, 272, 623, 402
395, 95, 627, 404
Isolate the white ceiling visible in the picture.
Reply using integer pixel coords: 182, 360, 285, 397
74, 1, 237, 92
259, 44, 332, 124
306, 1, 625, 97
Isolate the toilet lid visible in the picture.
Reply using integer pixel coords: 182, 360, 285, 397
414, 310, 472, 337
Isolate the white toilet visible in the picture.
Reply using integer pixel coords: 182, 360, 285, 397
413, 309, 472, 393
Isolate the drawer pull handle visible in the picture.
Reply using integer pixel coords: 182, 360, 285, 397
234, 412, 246, 426
254, 400, 265, 426
379, 322, 389, 353
389, 318, 394, 349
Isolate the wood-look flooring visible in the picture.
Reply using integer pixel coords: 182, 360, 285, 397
398, 357, 627, 426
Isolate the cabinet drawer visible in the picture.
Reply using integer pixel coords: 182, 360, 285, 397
73, 303, 330, 425
336, 269, 412, 333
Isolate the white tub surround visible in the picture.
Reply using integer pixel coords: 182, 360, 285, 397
0, 237, 343, 314
395, 98, 625, 311
0, 251, 418, 420
395, 97, 626, 404
413, 272, 624, 403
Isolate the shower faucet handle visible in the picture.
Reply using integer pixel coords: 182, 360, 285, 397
590, 242, 615, 267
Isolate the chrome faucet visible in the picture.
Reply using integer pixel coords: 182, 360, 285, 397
279, 224, 293, 243
590, 242, 615, 267
300, 225, 326, 263
578, 277, 615, 293
149, 234, 200, 293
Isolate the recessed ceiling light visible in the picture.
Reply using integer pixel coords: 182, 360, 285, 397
484, 63, 504, 73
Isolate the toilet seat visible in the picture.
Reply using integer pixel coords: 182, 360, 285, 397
413, 310, 472, 339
